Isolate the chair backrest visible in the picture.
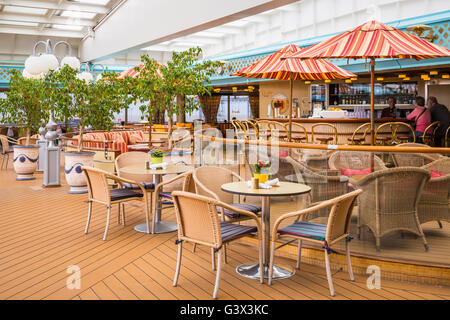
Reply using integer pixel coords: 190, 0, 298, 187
182, 172, 196, 193
172, 191, 222, 248
328, 151, 386, 171
291, 123, 308, 142
355, 167, 430, 215
268, 121, 288, 138
311, 123, 338, 144
115, 151, 149, 181
392, 143, 440, 167
193, 166, 240, 203
422, 157, 450, 175
325, 189, 362, 243
421, 121, 440, 146
375, 122, 415, 144
350, 123, 371, 144
82, 166, 110, 204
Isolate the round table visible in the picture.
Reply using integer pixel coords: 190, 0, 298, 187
221, 181, 311, 281
120, 164, 193, 234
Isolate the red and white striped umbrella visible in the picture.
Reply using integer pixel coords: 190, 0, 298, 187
116, 63, 163, 79
285, 20, 450, 145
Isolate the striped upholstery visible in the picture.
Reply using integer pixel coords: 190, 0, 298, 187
216, 203, 261, 218
278, 221, 327, 241
221, 222, 257, 242
110, 188, 143, 201
122, 182, 155, 190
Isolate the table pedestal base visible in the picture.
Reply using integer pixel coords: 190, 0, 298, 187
134, 222, 178, 234
236, 263, 294, 280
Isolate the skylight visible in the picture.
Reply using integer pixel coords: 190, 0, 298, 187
60, 11, 97, 20
68, 0, 111, 5
47, 24, 84, 31
0, 20, 39, 27
2, 6, 48, 15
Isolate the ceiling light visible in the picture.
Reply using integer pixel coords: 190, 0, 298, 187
345, 79, 352, 83
304, 81, 311, 84
403, 77, 411, 81
442, 74, 450, 79
377, 77, 384, 81
351, 77, 357, 81
430, 71, 438, 75
325, 80, 331, 83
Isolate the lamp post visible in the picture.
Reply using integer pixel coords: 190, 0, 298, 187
23, 39, 81, 187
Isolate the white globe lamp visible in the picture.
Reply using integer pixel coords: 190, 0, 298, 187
25, 55, 45, 75
61, 56, 81, 71
40, 53, 59, 72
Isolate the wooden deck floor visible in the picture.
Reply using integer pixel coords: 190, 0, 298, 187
0, 166, 449, 300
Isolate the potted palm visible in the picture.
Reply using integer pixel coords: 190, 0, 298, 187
0, 69, 48, 180
54, 66, 126, 193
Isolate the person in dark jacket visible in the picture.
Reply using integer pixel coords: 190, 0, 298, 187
427, 96, 450, 146
381, 97, 398, 118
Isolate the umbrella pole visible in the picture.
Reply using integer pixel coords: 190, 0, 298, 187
370, 57, 375, 171
370, 58, 375, 146
288, 75, 293, 142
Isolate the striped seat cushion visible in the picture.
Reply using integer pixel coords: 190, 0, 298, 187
278, 221, 327, 241
159, 192, 173, 200
122, 182, 155, 190
110, 188, 143, 201
221, 222, 257, 242
216, 203, 261, 219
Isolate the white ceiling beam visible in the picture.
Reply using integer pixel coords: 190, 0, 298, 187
0, 12, 96, 26
0, 25, 84, 38
0, 0, 109, 14
79, 0, 298, 62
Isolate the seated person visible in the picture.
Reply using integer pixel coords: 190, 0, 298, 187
427, 96, 450, 146
381, 97, 398, 118
407, 96, 431, 142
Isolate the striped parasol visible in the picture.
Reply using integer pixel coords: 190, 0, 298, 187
285, 20, 450, 144
116, 63, 164, 79
232, 44, 356, 139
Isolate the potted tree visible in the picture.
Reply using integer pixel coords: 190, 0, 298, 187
54, 65, 126, 193
157, 47, 221, 149
0, 69, 48, 180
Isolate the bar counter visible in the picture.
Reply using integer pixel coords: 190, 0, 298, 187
258, 118, 412, 144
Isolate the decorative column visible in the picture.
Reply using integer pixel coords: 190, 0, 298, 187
36, 126, 47, 172
43, 116, 60, 187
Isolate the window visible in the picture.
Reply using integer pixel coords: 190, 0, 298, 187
229, 96, 251, 121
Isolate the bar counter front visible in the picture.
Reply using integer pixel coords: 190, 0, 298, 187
258, 118, 413, 144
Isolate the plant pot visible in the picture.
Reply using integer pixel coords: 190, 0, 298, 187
13, 145, 40, 181
64, 151, 95, 194
150, 155, 163, 165
253, 173, 269, 184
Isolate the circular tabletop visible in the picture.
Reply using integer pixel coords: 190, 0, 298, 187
120, 164, 193, 176
221, 181, 311, 197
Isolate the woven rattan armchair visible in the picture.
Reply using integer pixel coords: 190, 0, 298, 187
351, 167, 430, 252
115, 152, 155, 190
392, 143, 442, 167
328, 151, 387, 172
268, 189, 362, 296
193, 166, 262, 223
0, 135, 14, 170
172, 191, 263, 299
419, 158, 450, 228
283, 156, 349, 221
82, 166, 151, 240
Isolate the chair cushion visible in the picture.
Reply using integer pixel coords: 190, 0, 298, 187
278, 221, 327, 241
122, 182, 155, 190
340, 168, 371, 177
216, 203, 261, 219
110, 188, 143, 201
221, 222, 257, 242
159, 192, 173, 200
431, 170, 445, 178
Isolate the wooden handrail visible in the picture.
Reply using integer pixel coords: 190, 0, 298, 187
197, 134, 450, 154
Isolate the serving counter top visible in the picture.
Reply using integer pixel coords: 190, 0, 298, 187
258, 117, 411, 123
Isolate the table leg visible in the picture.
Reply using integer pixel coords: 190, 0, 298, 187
236, 196, 294, 281
134, 174, 178, 234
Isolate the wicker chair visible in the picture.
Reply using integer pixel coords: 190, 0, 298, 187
392, 143, 442, 167
82, 166, 151, 240
115, 152, 155, 189
351, 167, 430, 252
328, 151, 387, 172
446, 126, 450, 147
172, 191, 263, 299
0, 135, 14, 170
193, 166, 262, 223
268, 189, 362, 296
283, 156, 349, 221
311, 123, 338, 145
419, 158, 450, 228
231, 119, 246, 140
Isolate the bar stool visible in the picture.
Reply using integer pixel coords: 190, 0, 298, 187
419, 121, 440, 146
348, 123, 371, 145
269, 121, 289, 141
290, 123, 308, 143
311, 123, 338, 145
375, 122, 415, 146
446, 126, 450, 148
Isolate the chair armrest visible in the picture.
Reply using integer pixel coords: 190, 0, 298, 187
154, 171, 191, 194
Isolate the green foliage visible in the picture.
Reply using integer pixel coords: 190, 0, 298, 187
53, 65, 128, 132
0, 69, 48, 139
